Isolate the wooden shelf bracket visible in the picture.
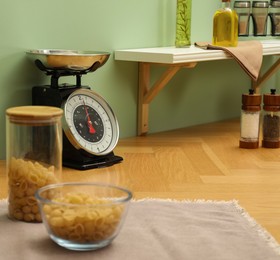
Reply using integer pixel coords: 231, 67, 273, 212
138, 62, 197, 135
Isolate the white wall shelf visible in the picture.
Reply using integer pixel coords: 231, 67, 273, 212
115, 40, 280, 135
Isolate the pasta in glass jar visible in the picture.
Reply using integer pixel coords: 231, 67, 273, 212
6, 106, 63, 222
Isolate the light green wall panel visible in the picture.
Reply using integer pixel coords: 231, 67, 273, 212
0, 0, 279, 159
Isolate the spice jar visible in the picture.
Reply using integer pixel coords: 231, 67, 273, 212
262, 89, 280, 148
6, 106, 63, 222
252, 1, 269, 36
239, 89, 262, 149
269, 0, 280, 36
234, 1, 251, 36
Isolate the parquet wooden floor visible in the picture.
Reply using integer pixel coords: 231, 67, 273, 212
1, 119, 280, 242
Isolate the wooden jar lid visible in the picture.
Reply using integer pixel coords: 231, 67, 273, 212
6, 106, 63, 124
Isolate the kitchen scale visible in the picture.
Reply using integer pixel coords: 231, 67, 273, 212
26, 49, 123, 170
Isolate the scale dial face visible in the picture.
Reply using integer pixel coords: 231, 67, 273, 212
63, 89, 119, 156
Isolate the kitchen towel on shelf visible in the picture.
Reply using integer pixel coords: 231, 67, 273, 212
195, 41, 263, 81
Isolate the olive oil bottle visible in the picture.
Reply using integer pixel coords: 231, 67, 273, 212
212, 0, 238, 47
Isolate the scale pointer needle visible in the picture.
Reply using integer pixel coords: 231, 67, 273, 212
83, 100, 96, 134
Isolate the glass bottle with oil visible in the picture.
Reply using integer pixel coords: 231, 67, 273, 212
212, 0, 238, 47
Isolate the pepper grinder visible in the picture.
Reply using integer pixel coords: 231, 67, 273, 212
262, 89, 280, 148
240, 89, 262, 149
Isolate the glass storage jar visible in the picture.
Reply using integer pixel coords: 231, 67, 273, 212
252, 1, 269, 36
6, 106, 63, 222
234, 1, 251, 36
269, 0, 280, 36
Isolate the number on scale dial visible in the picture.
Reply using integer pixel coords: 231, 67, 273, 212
63, 89, 119, 156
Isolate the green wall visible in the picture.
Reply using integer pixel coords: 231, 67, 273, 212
0, 0, 278, 159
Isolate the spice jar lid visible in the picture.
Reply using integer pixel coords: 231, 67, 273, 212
6, 106, 63, 124
271, 0, 280, 7
253, 1, 269, 7
234, 1, 251, 8
242, 90, 262, 111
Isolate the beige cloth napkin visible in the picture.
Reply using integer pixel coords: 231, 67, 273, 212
1, 199, 280, 260
195, 41, 263, 81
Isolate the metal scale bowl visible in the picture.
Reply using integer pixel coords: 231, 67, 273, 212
27, 49, 123, 170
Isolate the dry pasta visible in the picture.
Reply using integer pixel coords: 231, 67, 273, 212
8, 157, 59, 222
43, 193, 124, 243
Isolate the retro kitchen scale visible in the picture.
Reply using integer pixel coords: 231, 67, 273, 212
26, 49, 123, 170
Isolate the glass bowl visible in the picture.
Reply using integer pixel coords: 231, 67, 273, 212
35, 182, 132, 251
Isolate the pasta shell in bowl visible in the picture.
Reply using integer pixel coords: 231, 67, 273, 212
35, 182, 132, 251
